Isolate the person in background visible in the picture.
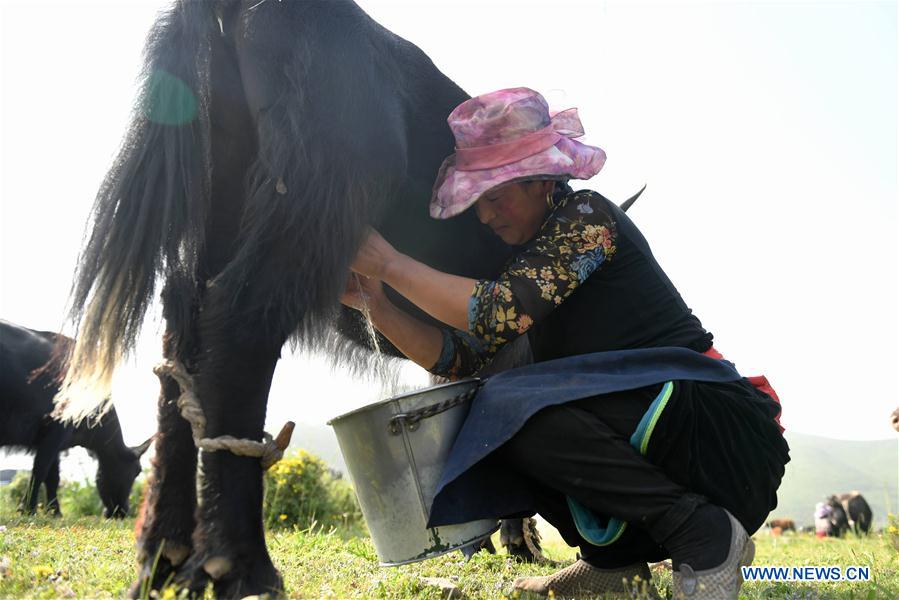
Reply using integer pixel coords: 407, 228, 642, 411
815, 502, 833, 538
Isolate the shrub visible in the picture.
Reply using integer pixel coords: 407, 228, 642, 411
0, 471, 146, 517
60, 474, 146, 517
129, 476, 147, 516
888, 513, 899, 553
263, 450, 362, 532
2, 472, 45, 513
59, 479, 103, 516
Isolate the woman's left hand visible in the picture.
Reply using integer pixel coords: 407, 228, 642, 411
351, 228, 399, 280
350, 226, 475, 332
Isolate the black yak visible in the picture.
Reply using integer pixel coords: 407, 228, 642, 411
53, 0, 649, 593
829, 492, 872, 536
1, 320, 151, 517
55, 1, 515, 595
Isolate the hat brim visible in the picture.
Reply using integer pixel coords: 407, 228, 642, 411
429, 137, 606, 219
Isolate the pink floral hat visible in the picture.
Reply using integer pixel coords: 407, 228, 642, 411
430, 87, 606, 219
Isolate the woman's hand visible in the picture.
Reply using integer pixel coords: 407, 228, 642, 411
340, 274, 388, 313
350, 228, 399, 280
348, 226, 476, 332
339, 271, 445, 372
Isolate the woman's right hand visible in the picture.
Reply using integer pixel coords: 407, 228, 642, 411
350, 228, 400, 280
340, 273, 388, 313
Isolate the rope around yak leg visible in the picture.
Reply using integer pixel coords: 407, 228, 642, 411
153, 359, 294, 470
522, 517, 547, 563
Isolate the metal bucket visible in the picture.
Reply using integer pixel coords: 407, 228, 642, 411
328, 379, 499, 566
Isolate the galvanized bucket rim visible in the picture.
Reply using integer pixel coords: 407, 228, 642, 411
378, 525, 500, 567
326, 377, 480, 426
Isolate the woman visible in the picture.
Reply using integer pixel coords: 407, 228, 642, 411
342, 87, 788, 599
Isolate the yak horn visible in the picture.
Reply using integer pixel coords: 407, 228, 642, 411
132, 435, 155, 457
619, 184, 647, 213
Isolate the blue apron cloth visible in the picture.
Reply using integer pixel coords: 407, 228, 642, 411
427, 347, 742, 528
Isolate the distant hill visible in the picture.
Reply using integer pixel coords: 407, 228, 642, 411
10, 422, 891, 530
291, 426, 899, 529
287, 422, 347, 473
769, 432, 897, 528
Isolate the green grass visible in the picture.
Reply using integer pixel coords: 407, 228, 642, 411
0, 515, 137, 598
0, 512, 896, 599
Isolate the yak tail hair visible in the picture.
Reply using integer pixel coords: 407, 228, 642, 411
56, 2, 215, 422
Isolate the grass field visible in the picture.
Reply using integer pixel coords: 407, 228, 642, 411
0, 512, 896, 599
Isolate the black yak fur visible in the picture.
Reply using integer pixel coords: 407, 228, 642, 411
829, 492, 872, 536
60, 3, 650, 592
60, 1, 520, 597
62, 0, 513, 398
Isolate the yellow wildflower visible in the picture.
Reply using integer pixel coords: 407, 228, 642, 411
160, 586, 178, 600
32, 565, 53, 579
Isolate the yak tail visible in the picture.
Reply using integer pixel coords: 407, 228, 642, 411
56, 2, 215, 422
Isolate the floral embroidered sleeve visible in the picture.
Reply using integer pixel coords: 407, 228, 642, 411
428, 191, 617, 379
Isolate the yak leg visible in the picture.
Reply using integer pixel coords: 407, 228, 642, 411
44, 456, 62, 516
460, 536, 496, 560
24, 425, 66, 514
130, 338, 199, 598
162, 15, 282, 595
501, 518, 544, 562
22, 473, 41, 514
175, 286, 285, 598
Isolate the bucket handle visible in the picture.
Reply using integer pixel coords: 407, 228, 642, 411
388, 382, 483, 435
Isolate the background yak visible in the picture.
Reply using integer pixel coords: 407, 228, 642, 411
1, 320, 151, 517
828, 492, 872, 536
766, 518, 796, 533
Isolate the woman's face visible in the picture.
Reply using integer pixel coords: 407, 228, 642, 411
474, 180, 556, 245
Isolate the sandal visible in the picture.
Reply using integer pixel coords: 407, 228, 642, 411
513, 559, 657, 598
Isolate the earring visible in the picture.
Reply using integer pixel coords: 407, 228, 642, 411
546, 192, 554, 210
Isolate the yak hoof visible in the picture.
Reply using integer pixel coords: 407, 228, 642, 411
130, 559, 180, 599
203, 556, 233, 580
213, 567, 284, 599
163, 541, 191, 567
460, 536, 496, 560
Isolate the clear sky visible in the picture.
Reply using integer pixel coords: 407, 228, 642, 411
0, 0, 896, 464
